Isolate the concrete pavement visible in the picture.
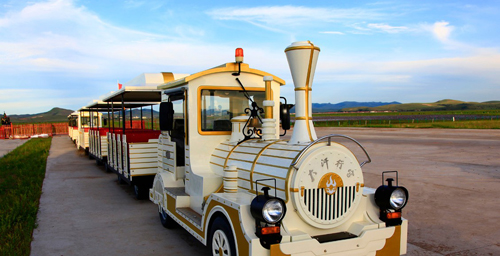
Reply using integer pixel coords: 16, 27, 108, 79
30, 129, 500, 255
30, 136, 208, 256
313, 128, 500, 256
0, 139, 26, 158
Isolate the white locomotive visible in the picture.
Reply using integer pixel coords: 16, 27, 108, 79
147, 41, 409, 256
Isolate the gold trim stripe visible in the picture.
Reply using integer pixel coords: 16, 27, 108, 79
130, 173, 156, 177
255, 162, 290, 170
228, 158, 253, 164
265, 148, 302, 153
232, 151, 259, 156
284, 45, 321, 52
295, 117, 313, 120
294, 87, 313, 91
223, 139, 257, 169
210, 161, 224, 167
250, 140, 282, 191
252, 171, 286, 180
214, 148, 230, 153
237, 167, 251, 172
210, 154, 226, 160
260, 154, 296, 160
305, 40, 315, 141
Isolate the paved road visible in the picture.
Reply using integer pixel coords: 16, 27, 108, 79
30, 136, 208, 256
31, 129, 500, 255
313, 128, 500, 256
0, 139, 26, 158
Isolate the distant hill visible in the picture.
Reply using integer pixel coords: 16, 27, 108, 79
290, 101, 401, 113
342, 99, 500, 112
8, 107, 74, 123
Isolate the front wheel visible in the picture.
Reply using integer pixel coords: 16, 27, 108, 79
159, 207, 177, 229
209, 217, 236, 256
117, 174, 125, 184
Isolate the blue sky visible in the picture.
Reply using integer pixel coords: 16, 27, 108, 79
1, 0, 499, 114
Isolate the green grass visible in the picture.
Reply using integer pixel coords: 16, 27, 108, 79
0, 138, 52, 256
312, 119, 500, 129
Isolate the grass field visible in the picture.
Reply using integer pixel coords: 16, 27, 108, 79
0, 138, 52, 256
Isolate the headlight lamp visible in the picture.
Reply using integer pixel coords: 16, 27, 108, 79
250, 187, 287, 224
375, 178, 409, 211
250, 182, 287, 248
389, 188, 407, 210
262, 199, 285, 224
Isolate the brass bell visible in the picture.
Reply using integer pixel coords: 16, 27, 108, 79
248, 117, 261, 128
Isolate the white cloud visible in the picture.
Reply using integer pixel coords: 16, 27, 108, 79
420, 21, 476, 51
320, 31, 345, 35
432, 21, 454, 43
367, 23, 408, 33
319, 51, 500, 77
0, 0, 229, 75
207, 6, 384, 30
0, 0, 244, 114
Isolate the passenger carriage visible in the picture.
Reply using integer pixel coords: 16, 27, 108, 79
101, 73, 188, 199
67, 112, 79, 143
74, 109, 102, 153
83, 101, 113, 165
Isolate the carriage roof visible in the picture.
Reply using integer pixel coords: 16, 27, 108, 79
157, 62, 286, 90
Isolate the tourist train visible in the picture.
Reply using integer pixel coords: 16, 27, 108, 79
68, 41, 409, 256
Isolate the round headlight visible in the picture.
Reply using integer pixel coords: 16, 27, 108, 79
262, 199, 285, 223
390, 188, 407, 210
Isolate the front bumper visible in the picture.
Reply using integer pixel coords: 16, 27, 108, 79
270, 221, 407, 256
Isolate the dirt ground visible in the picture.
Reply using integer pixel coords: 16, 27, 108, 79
312, 127, 500, 255
30, 128, 500, 255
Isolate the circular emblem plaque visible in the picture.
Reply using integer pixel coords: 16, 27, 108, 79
291, 142, 364, 228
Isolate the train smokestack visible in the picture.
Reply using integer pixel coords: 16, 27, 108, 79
285, 41, 320, 144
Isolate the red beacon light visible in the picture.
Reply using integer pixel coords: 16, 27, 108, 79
235, 48, 244, 63
232, 48, 244, 76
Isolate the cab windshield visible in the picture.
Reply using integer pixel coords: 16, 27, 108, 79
200, 89, 265, 132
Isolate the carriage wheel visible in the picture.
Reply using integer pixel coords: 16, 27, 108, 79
209, 217, 236, 256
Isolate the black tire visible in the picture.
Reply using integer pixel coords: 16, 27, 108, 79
208, 217, 236, 256
104, 162, 111, 173
133, 184, 148, 200
117, 174, 125, 184
159, 207, 177, 229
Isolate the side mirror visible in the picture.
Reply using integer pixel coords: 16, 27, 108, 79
160, 102, 174, 131
280, 103, 294, 131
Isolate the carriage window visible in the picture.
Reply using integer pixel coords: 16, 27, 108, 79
200, 89, 265, 132
81, 117, 90, 127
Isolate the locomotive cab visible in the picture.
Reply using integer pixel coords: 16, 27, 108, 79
150, 42, 409, 256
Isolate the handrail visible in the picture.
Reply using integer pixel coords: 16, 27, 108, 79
291, 134, 372, 168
